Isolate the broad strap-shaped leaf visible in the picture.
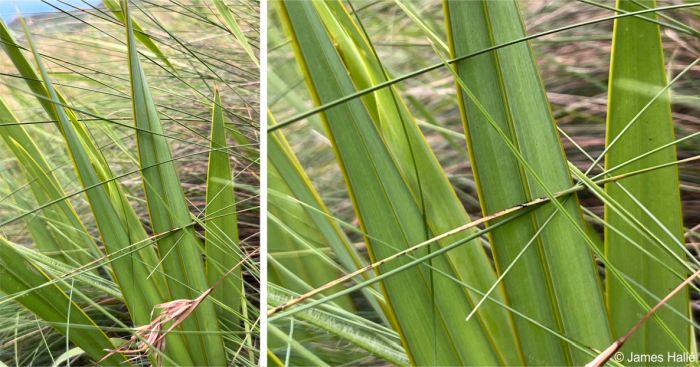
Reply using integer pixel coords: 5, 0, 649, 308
278, 2, 508, 365
268, 125, 361, 313
313, 3, 520, 362
122, 1, 226, 365
0, 16, 165, 290
12, 242, 122, 300
446, 0, 611, 364
0, 237, 127, 366
605, 0, 689, 359
268, 114, 390, 351
0, 98, 98, 267
4, 171, 61, 261
15, 15, 195, 366
205, 89, 243, 331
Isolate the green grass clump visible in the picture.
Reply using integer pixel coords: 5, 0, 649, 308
0, 1, 259, 365
267, 1, 699, 366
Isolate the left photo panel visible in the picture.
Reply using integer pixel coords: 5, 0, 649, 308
0, 1, 259, 366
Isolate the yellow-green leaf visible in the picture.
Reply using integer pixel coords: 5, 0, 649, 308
205, 89, 243, 332
446, 1, 611, 364
123, 1, 226, 365
0, 237, 127, 366
605, 0, 689, 359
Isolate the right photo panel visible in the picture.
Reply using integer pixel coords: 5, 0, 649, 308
267, 1, 700, 366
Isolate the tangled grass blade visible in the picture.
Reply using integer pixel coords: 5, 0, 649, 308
267, 145, 357, 312
269, 1, 698, 365
101, 0, 176, 72
268, 110, 374, 313
21, 18, 197, 367
214, 0, 259, 66
0, 15, 166, 290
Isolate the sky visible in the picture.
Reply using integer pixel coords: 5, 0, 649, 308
0, 0, 93, 22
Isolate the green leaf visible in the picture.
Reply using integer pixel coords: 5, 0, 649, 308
268, 112, 390, 355
0, 15, 166, 291
14, 13, 194, 366
0, 237, 127, 366
0, 98, 98, 267
446, 0, 611, 364
213, 0, 259, 66
122, 1, 226, 365
268, 290, 407, 366
604, 0, 690, 358
12, 243, 122, 300
101, 0, 176, 72
205, 89, 243, 331
269, 324, 330, 367
313, 3, 520, 362
277, 2, 510, 365
51, 346, 85, 367
268, 157, 356, 313
268, 111, 377, 312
